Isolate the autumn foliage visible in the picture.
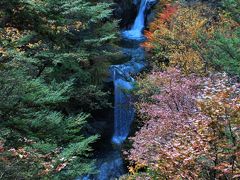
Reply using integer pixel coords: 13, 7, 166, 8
143, 3, 220, 74
124, 1, 240, 179
125, 68, 240, 179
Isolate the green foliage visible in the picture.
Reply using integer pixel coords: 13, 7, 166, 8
222, 0, 240, 22
205, 28, 240, 77
0, 110, 98, 179
0, 0, 119, 179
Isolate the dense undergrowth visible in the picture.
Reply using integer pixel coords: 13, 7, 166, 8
122, 0, 240, 179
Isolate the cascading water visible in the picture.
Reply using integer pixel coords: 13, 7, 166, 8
111, 73, 135, 144
122, 0, 149, 39
80, 0, 155, 179
112, 0, 151, 144
111, 56, 145, 144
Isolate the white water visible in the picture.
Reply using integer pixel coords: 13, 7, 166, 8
112, 0, 151, 144
122, 0, 149, 40
80, 0, 153, 179
111, 53, 146, 144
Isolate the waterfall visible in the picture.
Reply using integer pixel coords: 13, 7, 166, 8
122, 0, 149, 40
111, 67, 135, 144
112, 0, 150, 144
111, 60, 145, 144
80, 1, 155, 179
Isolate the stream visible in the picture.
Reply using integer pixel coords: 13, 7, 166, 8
81, 0, 153, 179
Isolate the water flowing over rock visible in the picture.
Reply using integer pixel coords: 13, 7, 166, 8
122, 0, 156, 39
80, 0, 156, 179
112, 0, 151, 144
81, 150, 125, 180
111, 47, 146, 144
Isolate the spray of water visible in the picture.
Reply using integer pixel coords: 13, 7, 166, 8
111, 0, 150, 144
122, 0, 149, 40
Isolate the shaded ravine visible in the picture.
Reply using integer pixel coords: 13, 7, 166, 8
122, 0, 148, 40
81, 0, 153, 179
111, 46, 145, 144
112, 0, 150, 144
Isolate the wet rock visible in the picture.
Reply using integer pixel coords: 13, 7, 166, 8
146, 0, 157, 25
113, 0, 137, 28
112, 0, 157, 28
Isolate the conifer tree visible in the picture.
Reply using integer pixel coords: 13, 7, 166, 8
0, 0, 119, 178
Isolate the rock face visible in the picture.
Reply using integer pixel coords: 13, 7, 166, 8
145, 0, 157, 26
113, 0, 138, 28
113, 0, 157, 28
